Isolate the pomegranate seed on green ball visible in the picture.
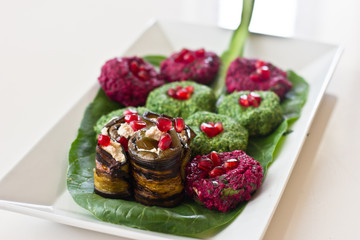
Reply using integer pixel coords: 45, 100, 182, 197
217, 90, 284, 136
185, 111, 248, 156
146, 81, 216, 120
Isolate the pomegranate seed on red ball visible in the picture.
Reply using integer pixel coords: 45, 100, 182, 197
209, 166, 226, 178
158, 133, 172, 150
125, 113, 141, 123
137, 70, 149, 80
210, 151, 221, 166
98, 134, 110, 147
255, 60, 265, 69
129, 61, 138, 74
117, 136, 129, 151
195, 48, 205, 57
250, 73, 262, 82
157, 117, 173, 132
258, 65, 271, 80
123, 108, 137, 116
174, 117, 185, 132
175, 49, 190, 62
223, 158, 239, 170
185, 85, 194, 94
130, 120, 147, 131
198, 158, 214, 172
183, 53, 195, 63
239, 94, 250, 107
214, 122, 224, 133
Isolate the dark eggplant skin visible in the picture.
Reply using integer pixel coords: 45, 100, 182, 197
128, 112, 195, 207
94, 115, 132, 199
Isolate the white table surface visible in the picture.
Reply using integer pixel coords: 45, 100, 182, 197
1, 0, 359, 239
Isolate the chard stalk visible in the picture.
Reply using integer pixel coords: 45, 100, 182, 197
213, 0, 255, 98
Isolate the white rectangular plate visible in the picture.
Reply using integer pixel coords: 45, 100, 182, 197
0, 20, 342, 240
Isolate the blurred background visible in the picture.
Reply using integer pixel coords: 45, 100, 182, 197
0, 0, 359, 239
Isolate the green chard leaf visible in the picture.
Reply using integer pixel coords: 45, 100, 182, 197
143, 55, 166, 67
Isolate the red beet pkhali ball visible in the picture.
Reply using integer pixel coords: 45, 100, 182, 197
185, 150, 263, 212
98, 57, 165, 106
160, 48, 221, 85
225, 58, 292, 99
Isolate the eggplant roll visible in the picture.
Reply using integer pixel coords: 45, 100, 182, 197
94, 116, 132, 199
128, 112, 195, 207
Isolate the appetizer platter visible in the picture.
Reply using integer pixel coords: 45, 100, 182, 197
0, 18, 341, 240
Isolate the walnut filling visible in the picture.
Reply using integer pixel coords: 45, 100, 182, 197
101, 140, 126, 163
117, 123, 135, 138
144, 126, 163, 141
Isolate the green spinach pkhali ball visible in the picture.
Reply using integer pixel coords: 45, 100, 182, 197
94, 107, 149, 133
217, 91, 283, 136
185, 111, 248, 156
146, 81, 216, 119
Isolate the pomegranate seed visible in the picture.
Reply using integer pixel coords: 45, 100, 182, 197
130, 120, 147, 131
129, 61, 138, 74
123, 108, 137, 116
258, 65, 271, 80
239, 94, 250, 107
125, 113, 141, 123
117, 136, 129, 151
214, 122, 224, 134
223, 158, 239, 170
195, 48, 205, 57
249, 92, 261, 102
175, 49, 190, 62
158, 133, 172, 150
98, 134, 110, 147
137, 70, 149, 80
209, 166, 226, 178
138, 65, 146, 72
176, 89, 191, 100
167, 88, 176, 97
156, 117, 173, 132
174, 117, 185, 132
255, 60, 265, 69
183, 53, 195, 63
209, 151, 221, 166
179, 48, 190, 57
198, 158, 214, 172
174, 86, 182, 91
250, 73, 262, 82
185, 85, 194, 94
248, 92, 262, 107
200, 122, 218, 138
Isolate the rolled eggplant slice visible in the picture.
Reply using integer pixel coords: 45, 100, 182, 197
128, 112, 195, 207
94, 116, 133, 199
94, 144, 131, 198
